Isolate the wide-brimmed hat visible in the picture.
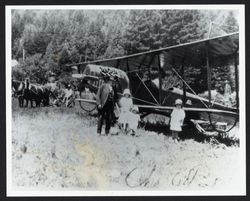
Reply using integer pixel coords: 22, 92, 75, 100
123, 89, 131, 96
175, 99, 183, 105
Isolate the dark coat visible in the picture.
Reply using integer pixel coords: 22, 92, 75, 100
96, 83, 117, 108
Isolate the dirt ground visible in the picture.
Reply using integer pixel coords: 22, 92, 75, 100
11, 101, 242, 192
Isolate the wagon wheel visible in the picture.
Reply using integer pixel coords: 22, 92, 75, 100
78, 90, 97, 112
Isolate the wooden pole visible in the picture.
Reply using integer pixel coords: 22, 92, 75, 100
22, 48, 25, 62
85, 49, 88, 62
208, 21, 213, 39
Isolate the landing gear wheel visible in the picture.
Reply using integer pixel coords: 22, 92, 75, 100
207, 112, 238, 133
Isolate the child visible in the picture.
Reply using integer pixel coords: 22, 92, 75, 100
127, 106, 140, 136
118, 89, 133, 132
170, 99, 185, 143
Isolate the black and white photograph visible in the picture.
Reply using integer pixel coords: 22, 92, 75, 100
6, 5, 245, 196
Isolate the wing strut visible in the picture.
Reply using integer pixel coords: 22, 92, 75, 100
133, 54, 157, 98
136, 73, 160, 105
157, 54, 163, 104
171, 68, 209, 109
234, 49, 239, 112
206, 41, 212, 107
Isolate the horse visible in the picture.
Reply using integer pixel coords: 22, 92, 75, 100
13, 79, 53, 108
23, 82, 52, 107
12, 79, 22, 97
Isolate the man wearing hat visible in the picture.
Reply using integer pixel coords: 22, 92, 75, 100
169, 99, 186, 143
96, 73, 118, 135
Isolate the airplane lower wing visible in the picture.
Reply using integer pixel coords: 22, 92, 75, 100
75, 98, 96, 104
75, 98, 238, 116
135, 104, 238, 116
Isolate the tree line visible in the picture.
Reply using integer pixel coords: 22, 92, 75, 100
11, 9, 238, 93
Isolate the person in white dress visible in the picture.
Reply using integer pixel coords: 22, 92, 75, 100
127, 106, 140, 136
118, 89, 133, 132
170, 99, 186, 142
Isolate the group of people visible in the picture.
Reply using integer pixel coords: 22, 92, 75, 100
96, 74, 140, 136
96, 73, 186, 142
52, 84, 76, 107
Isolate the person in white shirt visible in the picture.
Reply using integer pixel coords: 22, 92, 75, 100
170, 99, 185, 143
118, 89, 133, 132
64, 84, 74, 107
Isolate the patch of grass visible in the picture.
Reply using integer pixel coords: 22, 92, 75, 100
12, 98, 239, 147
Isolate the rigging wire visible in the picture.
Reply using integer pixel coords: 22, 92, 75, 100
117, 92, 158, 106
171, 68, 209, 109
136, 73, 160, 105
171, 67, 238, 133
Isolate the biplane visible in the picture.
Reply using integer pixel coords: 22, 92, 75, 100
68, 32, 239, 134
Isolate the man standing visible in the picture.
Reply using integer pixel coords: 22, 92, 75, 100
96, 73, 117, 135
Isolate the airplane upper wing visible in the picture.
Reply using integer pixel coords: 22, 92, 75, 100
72, 32, 239, 119
70, 32, 239, 74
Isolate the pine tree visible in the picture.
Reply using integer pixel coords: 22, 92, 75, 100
160, 10, 205, 47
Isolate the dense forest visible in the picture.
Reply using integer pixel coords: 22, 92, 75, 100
11, 9, 239, 93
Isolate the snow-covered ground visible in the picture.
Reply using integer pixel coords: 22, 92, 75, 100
10, 102, 242, 193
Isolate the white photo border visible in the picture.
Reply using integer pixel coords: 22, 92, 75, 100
6, 4, 246, 196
